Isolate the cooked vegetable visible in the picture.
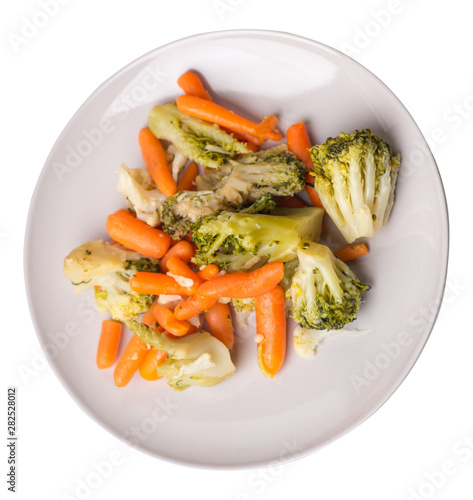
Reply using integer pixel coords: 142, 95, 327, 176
166, 256, 203, 295
196, 264, 220, 281
129, 272, 186, 296
96, 320, 122, 369
255, 285, 286, 378
310, 129, 400, 243
177, 71, 213, 101
204, 302, 234, 350
290, 241, 370, 331
113, 334, 149, 387
152, 303, 191, 337
176, 162, 198, 192
192, 207, 324, 272
176, 95, 282, 142
174, 261, 285, 320
138, 128, 177, 197
334, 243, 369, 262
63, 240, 159, 322
106, 209, 171, 259
286, 121, 324, 208
139, 347, 167, 380
116, 164, 166, 227
148, 103, 250, 170
127, 320, 235, 390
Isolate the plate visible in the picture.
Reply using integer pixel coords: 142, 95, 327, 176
24, 30, 448, 469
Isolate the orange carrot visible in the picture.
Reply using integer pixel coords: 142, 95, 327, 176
96, 320, 122, 369
159, 240, 196, 273
204, 302, 234, 350
334, 243, 369, 262
221, 127, 264, 146
286, 122, 324, 208
253, 114, 279, 137
166, 256, 203, 295
177, 71, 213, 101
196, 264, 220, 281
113, 334, 149, 387
177, 162, 198, 192
176, 95, 282, 142
152, 303, 191, 337
129, 272, 186, 296
175, 261, 285, 320
138, 128, 177, 197
139, 347, 167, 381
255, 285, 286, 378
106, 209, 171, 259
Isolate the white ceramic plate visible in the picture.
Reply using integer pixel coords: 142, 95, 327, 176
24, 30, 448, 469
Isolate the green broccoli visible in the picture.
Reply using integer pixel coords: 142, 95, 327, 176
196, 145, 306, 205
310, 128, 400, 243
192, 207, 324, 272
289, 241, 370, 330
147, 103, 250, 169
63, 240, 159, 322
126, 320, 235, 391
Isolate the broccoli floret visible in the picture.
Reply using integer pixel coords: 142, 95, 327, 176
147, 103, 250, 169
126, 320, 235, 390
310, 129, 400, 243
192, 207, 324, 272
197, 145, 306, 206
159, 190, 227, 239
63, 240, 159, 322
117, 164, 166, 227
290, 241, 370, 330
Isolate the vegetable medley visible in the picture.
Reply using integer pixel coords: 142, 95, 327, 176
63, 70, 400, 391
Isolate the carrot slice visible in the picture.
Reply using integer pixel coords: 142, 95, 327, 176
138, 128, 177, 197
286, 122, 324, 208
204, 302, 234, 349
139, 347, 167, 381
334, 243, 369, 261
113, 334, 149, 387
177, 71, 213, 101
177, 162, 198, 192
96, 320, 122, 369
176, 95, 282, 142
255, 285, 286, 378
106, 209, 171, 259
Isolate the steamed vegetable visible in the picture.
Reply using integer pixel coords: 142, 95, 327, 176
310, 128, 400, 243
127, 320, 235, 390
63, 239, 159, 322
289, 241, 370, 330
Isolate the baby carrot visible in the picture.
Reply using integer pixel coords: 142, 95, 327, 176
177, 71, 213, 101
139, 347, 167, 381
286, 122, 324, 208
113, 334, 149, 387
138, 128, 177, 197
106, 209, 171, 259
129, 272, 186, 296
96, 320, 122, 369
177, 162, 198, 192
152, 303, 191, 337
166, 256, 203, 295
334, 243, 369, 261
196, 264, 220, 281
204, 302, 234, 350
176, 95, 282, 142
160, 240, 196, 273
255, 285, 286, 378
175, 261, 285, 320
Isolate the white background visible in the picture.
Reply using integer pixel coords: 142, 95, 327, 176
2, 0, 472, 499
